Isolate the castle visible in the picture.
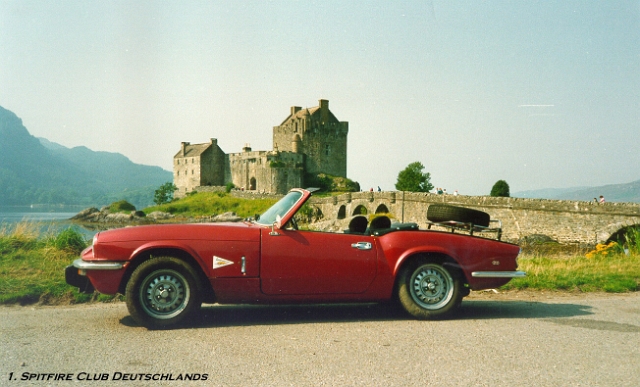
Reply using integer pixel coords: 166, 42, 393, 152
173, 99, 348, 196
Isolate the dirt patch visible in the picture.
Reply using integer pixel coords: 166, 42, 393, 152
466, 289, 634, 301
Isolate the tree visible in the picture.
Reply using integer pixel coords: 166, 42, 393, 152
154, 182, 178, 205
395, 162, 434, 192
490, 180, 510, 197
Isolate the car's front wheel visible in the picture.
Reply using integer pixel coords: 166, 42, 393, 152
126, 257, 202, 329
397, 260, 462, 319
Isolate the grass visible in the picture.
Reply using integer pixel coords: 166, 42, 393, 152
108, 200, 137, 213
144, 191, 276, 219
0, 222, 121, 305
501, 253, 640, 292
503, 229, 640, 292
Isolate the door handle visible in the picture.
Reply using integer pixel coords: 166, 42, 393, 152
351, 242, 372, 250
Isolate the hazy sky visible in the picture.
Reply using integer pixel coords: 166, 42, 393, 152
1, 0, 639, 195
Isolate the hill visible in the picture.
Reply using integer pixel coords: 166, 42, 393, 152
514, 180, 640, 203
0, 106, 172, 207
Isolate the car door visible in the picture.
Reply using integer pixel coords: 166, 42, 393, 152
260, 229, 377, 295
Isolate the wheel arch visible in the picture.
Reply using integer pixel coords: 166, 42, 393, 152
392, 250, 469, 295
118, 247, 215, 303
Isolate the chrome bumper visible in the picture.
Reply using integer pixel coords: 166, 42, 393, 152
72, 258, 124, 271
471, 271, 526, 278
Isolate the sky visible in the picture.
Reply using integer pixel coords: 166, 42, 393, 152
1, 0, 639, 195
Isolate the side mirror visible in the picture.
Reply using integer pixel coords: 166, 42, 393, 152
270, 215, 282, 236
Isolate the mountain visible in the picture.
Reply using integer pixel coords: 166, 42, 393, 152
514, 180, 640, 203
0, 106, 172, 208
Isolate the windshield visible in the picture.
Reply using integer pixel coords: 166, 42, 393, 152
255, 191, 303, 226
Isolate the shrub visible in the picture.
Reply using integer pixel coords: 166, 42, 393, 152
153, 182, 178, 205
45, 228, 88, 255
623, 227, 640, 255
395, 162, 433, 192
585, 241, 619, 259
490, 180, 510, 197
109, 200, 136, 213
305, 173, 360, 192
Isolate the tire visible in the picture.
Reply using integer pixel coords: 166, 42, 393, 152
397, 260, 462, 319
427, 204, 490, 227
125, 256, 202, 329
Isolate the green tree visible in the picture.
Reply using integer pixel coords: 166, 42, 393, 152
395, 162, 434, 192
154, 182, 178, 205
490, 180, 510, 197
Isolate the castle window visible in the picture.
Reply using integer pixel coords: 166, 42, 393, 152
294, 122, 298, 132
177, 171, 180, 176
192, 170, 194, 175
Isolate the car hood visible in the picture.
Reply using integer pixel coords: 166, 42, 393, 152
95, 222, 261, 243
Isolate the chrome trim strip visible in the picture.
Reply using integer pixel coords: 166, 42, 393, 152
72, 258, 124, 271
471, 271, 526, 278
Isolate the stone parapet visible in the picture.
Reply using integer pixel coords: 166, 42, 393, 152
309, 192, 640, 245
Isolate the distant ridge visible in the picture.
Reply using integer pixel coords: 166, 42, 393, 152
514, 180, 640, 203
0, 106, 172, 207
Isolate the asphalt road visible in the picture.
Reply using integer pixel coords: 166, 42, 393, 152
1, 292, 639, 387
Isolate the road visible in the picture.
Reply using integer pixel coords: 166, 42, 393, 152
1, 292, 639, 386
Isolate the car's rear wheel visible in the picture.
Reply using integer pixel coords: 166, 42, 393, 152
397, 260, 462, 319
126, 256, 202, 329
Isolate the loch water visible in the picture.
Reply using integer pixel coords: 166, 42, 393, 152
0, 205, 96, 237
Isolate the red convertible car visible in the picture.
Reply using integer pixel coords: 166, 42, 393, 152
66, 188, 524, 328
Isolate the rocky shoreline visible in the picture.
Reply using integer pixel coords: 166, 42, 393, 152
70, 207, 243, 226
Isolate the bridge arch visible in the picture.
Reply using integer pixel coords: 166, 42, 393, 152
375, 204, 390, 214
352, 205, 368, 216
337, 205, 346, 219
606, 224, 640, 245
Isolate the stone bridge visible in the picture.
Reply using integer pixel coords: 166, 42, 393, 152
308, 192, 640, 245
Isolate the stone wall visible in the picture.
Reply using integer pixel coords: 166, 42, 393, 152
193, 185, 283, 201
228, 150, 303, 194
173, 155, 204, 196
308, 192, 640, 245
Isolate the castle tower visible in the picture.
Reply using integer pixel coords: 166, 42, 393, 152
272, 99, 348, 177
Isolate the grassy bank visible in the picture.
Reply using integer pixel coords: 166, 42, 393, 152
0, 222, 119, 304
504, 230, 640, 292
144, 191, 276, 219
1, 217, 639, 305
502, 253, 640, 292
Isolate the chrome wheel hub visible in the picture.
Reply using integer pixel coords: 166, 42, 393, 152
409, 264, 454, 310
140, 271, 190, 319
